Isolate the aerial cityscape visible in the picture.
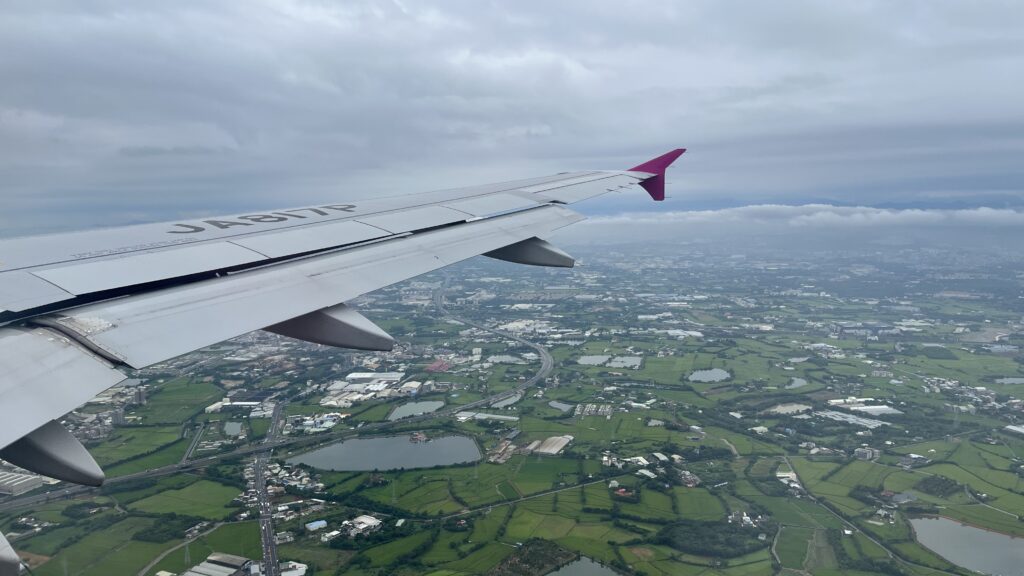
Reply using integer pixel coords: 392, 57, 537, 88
2, 239, 1022, 576
4, 2, 1024, 576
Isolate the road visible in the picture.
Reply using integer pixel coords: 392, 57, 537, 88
181, 422, 206, 464
431, 280, 554, 399
135, 521, 227, 576
255, 400, 286, 576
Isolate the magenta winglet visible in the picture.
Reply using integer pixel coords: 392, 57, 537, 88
629, 148, 686, 201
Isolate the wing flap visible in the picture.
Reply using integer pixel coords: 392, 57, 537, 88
0, 327, 126, 450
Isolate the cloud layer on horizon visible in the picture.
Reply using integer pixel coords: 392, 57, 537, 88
2, 1, 1024, 236
557, 204, 1024, 248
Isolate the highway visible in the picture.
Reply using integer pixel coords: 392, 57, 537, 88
255, 400, 286, 576
181, 422, 205, 464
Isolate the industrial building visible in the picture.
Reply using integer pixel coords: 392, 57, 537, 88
179, 552, 251, 576
0, 471, 43, 496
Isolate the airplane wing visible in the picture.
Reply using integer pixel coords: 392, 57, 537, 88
0, 149, 683, 486
0, 148, 683, 574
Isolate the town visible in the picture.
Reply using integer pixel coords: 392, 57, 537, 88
1, 240, 1023, 576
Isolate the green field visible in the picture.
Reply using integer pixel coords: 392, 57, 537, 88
34, 517, 176, 576
146, 522, 261, 575
129, 480, 241, 520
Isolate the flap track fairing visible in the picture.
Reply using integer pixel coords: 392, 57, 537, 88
484, 237, 575, 268
265, 304, 395, 351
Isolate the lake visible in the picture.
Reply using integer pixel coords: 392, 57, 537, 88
388, 400, 445, 421
688, 368, 730, 383
547, 557, 618, 575
910, 516, 1024, 576
288, 435, 481, 471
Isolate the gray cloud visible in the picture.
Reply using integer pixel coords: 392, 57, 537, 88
2, 1, 1024, 236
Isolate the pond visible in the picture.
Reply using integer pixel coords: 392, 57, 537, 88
688, 368, 730, 383
288, 435, 481, 471
548, 401, 574, 413
996, 377, 1024, 384
910, 516, 1024, 576
608, 356, 642, 369
547, 557, 618, 575
388, 400, 445, 421
578, 355, 611, 366
223, 422, 243, 437
786, 377, 808, 389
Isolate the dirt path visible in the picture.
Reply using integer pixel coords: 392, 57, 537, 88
135, 522, 225, 576
720, 438, 739, 457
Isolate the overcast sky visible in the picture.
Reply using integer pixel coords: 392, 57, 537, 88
2, 0, 1023, 239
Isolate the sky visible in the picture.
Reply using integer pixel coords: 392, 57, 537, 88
2, 0, 1023, 243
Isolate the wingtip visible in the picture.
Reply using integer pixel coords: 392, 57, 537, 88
629, 148, 686, 174
629, 148, 686, 201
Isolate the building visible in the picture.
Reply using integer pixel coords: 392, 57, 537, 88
1004, 424, 1024, 437
854, 447, 880, 460
342, 514, 383, 537
533, 435, 573, 455
320, 530, 343, 543
281, 561, 309, 576
0, 471, 44, 496
133, 387, 147, 405
181, 552, 251, 576
305, 520, 327, 531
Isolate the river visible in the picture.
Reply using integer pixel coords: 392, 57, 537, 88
910, 516, 1024, 576
287, 434, 481, 471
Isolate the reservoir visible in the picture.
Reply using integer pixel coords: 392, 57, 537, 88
910, 517, 1024, 576
388, 400, 444, 421
787, 377, 808, 389
288, 435, 481, 471
547, 557, 618, 575
688, 368, 730, 383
